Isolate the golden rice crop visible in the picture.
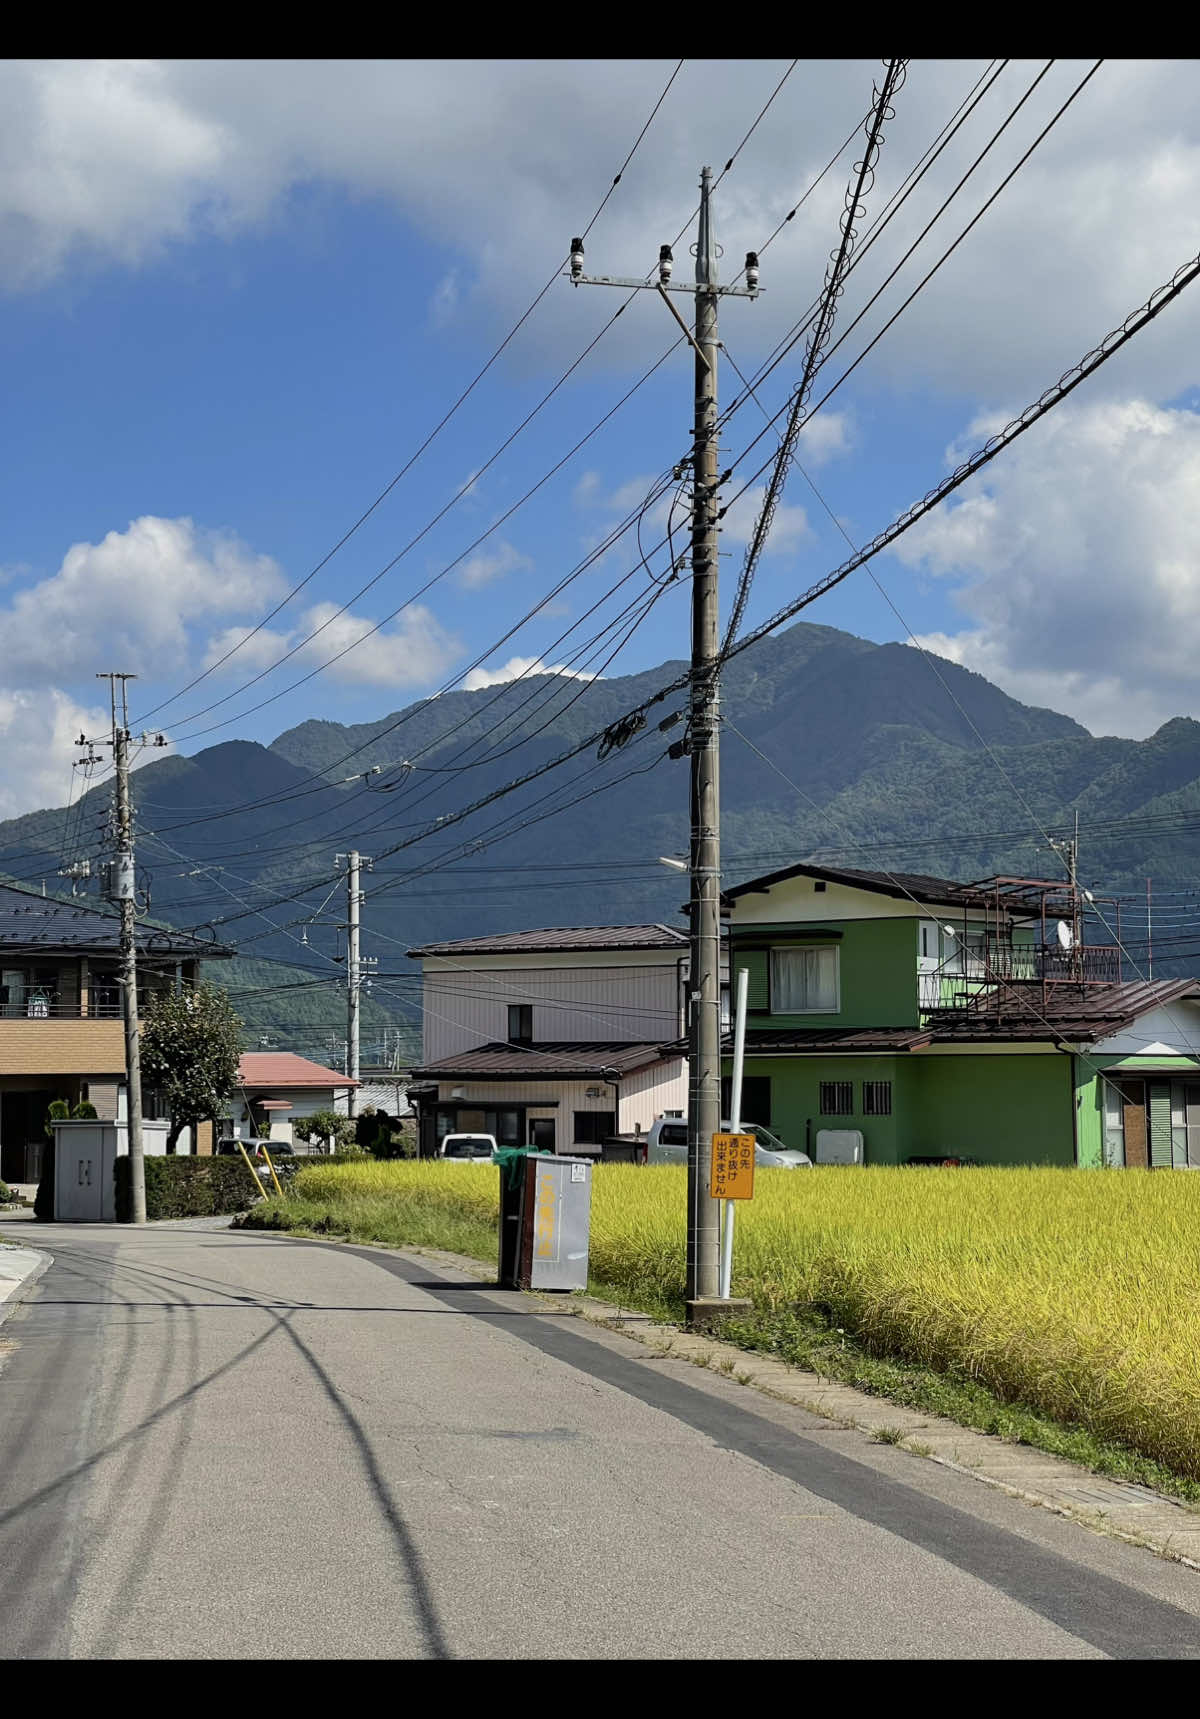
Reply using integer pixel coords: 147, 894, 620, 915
281, 1161, 1200, 1478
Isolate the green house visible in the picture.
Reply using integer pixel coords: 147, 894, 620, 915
721, 862, 1200, 1168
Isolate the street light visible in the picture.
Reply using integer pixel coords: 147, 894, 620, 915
658, 855, 688, 872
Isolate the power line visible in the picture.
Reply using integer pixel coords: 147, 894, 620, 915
134, 58, 687, 728
156, 63, 803, 746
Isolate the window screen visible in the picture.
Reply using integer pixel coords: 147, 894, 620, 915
820, 1081, 853, 1115
771, 946, 839, 1013
862, 1080, 892, 1116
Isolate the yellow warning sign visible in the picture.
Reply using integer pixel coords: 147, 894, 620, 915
711, 1132, 755, 1200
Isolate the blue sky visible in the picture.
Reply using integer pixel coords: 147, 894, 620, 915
2, 57, 1200, 819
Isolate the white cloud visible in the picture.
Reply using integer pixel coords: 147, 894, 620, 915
720, 484, 811, 553
455, 538, 533, 589
0, 515, 286, 687
461, 655, 596, 691
4, 60, 1200, 404
0, 687, 111, 819
797, 409, 854, 468
893, 399, 1200, 737
204, 599, 460, 689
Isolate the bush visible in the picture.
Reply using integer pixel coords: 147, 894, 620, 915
294, 1109, 356, 1149
114, 1155, 261, 1221
72, 1100, 98, 1120
0, 1179, 12, 1205
43, 1098, 71, 1139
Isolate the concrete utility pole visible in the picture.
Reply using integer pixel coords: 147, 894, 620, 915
567, 169, 760, 1315
96, 673, 159, 1225
337, 851, 374, 1117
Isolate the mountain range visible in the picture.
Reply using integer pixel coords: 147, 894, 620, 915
4, 620, 1199, 1052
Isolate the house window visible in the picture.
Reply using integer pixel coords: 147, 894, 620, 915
771, 946, 839, 1013
721, 1075, 771, 1128
572, 1111, 614, 1146
820, 1081, 853, 1115
507, 1004, 533, 1046
863, 1080, 892, 1116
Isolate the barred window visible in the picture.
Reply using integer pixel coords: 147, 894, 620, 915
863, 1080, 892, 1116
820, 1081, 853, 1115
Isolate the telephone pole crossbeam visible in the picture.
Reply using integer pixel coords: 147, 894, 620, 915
568, 169, 757, 1320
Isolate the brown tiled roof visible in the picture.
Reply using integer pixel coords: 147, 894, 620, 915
724, 862, 1045, 915
408, 924, 688, 958
410, 1041, 676, 1079
239, 1052, 360, 1088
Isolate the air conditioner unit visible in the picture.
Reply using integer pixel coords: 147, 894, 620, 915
814, 1129, 864, 1166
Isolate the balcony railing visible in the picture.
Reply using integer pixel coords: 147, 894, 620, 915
1, 988, 123, 1020
920, 943, 1123, 1012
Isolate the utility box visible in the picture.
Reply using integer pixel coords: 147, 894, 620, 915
814, 1128, 865, 1166
498, 1150, 592, 1291
52, 1119, 170, 1221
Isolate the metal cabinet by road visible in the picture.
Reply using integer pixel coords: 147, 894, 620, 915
498, 1151, 592, 1291
52, 1120, 170, 1222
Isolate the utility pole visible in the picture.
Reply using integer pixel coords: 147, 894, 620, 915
336, 851, 374, 1117
1050, 810, 1084, 981
567, 169, 760, 1315
95, 674, 165, 1225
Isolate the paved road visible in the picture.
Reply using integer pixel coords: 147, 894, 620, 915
3, 1219, 1200, 1660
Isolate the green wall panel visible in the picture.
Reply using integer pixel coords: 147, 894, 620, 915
732, 1051, 1075, 1166
732, 917, 920, 1029
1072, 1059, 1103, 1169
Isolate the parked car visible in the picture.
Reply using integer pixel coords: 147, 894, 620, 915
438, 1133, 498, 1162
644, 1116, 812, 1169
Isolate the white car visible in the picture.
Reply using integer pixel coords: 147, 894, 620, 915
645, 1116, 811, 1169
438, 1133, 498, 1163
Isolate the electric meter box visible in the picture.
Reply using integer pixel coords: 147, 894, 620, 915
814, 1128, 865, 1166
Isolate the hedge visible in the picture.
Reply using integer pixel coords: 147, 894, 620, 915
115, 1155, 261, 1221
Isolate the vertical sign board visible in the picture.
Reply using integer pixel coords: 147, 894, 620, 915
710, 1132, 755, 1200
533, 1158, 560, 1269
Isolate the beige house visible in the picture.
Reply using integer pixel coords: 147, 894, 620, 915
0, 879, 230, 1185
406, 924, 701, 1156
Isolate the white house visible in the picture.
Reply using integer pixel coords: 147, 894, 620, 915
232, 1053, 360, 1145
405, 924, 709, 1156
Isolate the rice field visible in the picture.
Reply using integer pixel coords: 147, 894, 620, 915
245, 1160, 1200, 1481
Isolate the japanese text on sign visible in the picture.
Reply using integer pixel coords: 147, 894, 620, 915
711, 1132, 755, 1200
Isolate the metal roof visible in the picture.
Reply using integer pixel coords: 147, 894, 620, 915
409, 924, 688, 958
238, 1052, 360, 1088
410, 1040, 677, 1080
678, 982, 1200, 1054
0, 879, 233, 958
724, 862, 1045, 915
720, 1026, 933, 1054
925, 980, 1200, 1044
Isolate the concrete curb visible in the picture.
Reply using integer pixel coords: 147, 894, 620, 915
0, 1242, 52, 1331
392, 1240, 1200, 1575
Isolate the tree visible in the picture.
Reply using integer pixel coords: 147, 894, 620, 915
140, 983, 243, 1154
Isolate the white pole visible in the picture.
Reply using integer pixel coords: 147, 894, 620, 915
720, 967, 749, 1299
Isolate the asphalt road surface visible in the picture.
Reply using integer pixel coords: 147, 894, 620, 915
3, 1220, 1200, 1660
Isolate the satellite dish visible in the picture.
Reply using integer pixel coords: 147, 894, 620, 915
1056, 920, 1074, 951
